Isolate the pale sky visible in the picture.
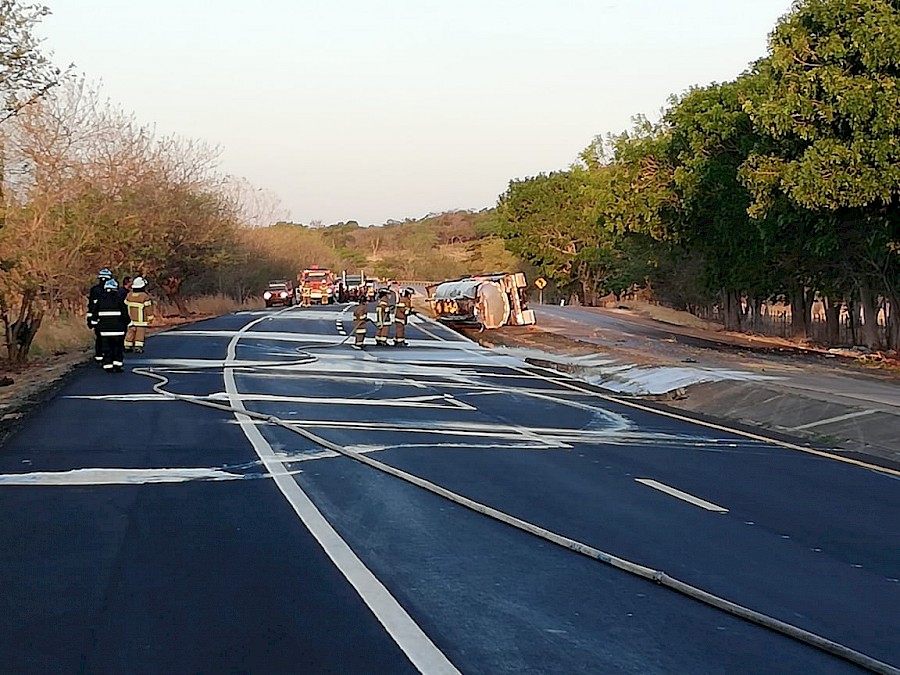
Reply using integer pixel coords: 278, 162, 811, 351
40, 1, 793, 225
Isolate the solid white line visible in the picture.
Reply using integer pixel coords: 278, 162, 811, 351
224, 310, 460, 675
635, 478, 729, 513
791, 409, 878, 431
208, 392, 475, 409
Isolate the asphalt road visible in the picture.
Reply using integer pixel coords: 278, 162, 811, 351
1, 305, 898, 673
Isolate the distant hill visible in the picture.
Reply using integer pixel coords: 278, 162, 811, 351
235, 210, 526, 289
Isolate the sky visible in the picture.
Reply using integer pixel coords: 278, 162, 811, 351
39, 0, 794, 226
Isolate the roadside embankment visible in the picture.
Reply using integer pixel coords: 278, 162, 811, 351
454, 316, 900, 468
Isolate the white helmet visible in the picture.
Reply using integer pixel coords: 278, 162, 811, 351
132, 276, 147, 290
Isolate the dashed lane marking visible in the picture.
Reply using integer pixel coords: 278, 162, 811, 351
635, 478, 729, 513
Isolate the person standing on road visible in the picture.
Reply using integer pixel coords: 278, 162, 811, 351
124, 276, 154, 353
87, 268, 113, 365
375, 290, 391, 346
95, 279, 130, 373
392, 287, 415, 347
352, 296, 369, 350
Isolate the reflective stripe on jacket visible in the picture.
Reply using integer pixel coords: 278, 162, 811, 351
394, 298, 411, 324
95, 291, 129, 336
376, 300, 391, 327
125, 291, 154, 326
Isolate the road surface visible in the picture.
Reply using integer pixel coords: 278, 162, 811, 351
1, 305, 897, 673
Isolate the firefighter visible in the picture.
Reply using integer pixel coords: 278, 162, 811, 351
87, 268, 113, 364
95, 279, 130, 373
375, 290, 391, 346
352, 296, 369, 349
124, 276, 154, 353
392, 287, 415, 347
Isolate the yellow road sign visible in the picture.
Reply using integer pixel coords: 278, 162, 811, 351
534, 277, 547, 289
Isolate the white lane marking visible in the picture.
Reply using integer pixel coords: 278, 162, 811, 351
66, 393, 188, 401
0, 467, 251, 486
635, 478, 729, 513
156, 330, 474, 349
224, 311, 461, 675
208, 392, 477, 410
790, 409, 878, 431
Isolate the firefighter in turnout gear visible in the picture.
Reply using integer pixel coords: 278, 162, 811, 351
95, 279, 130, 372
87, 268, 113, 364
375, 290, 391, 346
392, 287, 415, 346
352, 297, 369, 349
124, 277, 154, 353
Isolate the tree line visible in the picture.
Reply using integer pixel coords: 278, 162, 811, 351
493, 0, 900, 351
235, 210, 523, 295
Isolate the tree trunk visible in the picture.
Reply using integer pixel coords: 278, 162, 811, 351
886, 293, 899, 351
823, 297, 841, 346
857, 280, 883, 350
722, 290, 742, 331
162, 276, 190, 316
789, 286, 813, 339
3, 289, 44, 363
749, 298, 764, 332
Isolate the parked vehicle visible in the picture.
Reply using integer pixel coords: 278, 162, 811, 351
298, 267, 335, 305
264, 280, 294, 308
337, 271, 366, 302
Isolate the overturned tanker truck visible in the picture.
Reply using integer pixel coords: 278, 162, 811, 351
426, 272, 536, 329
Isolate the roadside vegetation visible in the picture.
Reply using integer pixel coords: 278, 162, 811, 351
492, 0, 900, 351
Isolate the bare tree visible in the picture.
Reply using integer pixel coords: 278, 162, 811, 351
0, 1, 64, 124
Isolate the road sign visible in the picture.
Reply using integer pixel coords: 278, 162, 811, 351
534, 277, 547, 289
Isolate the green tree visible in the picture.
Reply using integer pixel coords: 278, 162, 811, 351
741, 0, 900, 347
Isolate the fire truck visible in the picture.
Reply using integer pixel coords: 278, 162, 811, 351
297, 267, 335, 305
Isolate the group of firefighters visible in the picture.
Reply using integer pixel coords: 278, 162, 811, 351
86, 268, 154, 373
352, 287, 415, 349
86, 269, 409, 369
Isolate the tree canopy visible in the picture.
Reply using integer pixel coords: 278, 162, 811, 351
494, 0, 900, 348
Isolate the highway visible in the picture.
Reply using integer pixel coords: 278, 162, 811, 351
1, 304, 898, 673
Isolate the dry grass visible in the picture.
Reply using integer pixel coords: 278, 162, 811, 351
615, 300, 723, 331
30, 314, 94, 357
157, 294, 264, 317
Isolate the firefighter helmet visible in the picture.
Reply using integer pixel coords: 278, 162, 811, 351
132, 276, 147, 290
98, 268, 113, 280
103, 279, 118, 291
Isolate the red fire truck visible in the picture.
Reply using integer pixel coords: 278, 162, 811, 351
297, 266, 335, 305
